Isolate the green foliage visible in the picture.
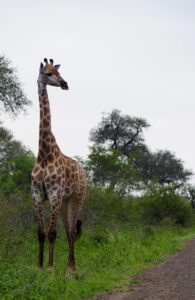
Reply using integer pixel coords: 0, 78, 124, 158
81, 187, 137, 231
86, 146, 138, 193
135, 149, 192, 186
139, 187, 193, 226
0, 54, 31, 116
0, 124, 35, 230
0, 153, 35, 196
87, 109, 192, 192
0, 125, 28, 161
186, 184, 195, 208
90, 109, 149, 154
0, 125, 35, 196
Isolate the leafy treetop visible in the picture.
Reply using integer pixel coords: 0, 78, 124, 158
0, 54, 30, 116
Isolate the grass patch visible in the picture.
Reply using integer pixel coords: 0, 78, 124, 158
0, 225, 195, 300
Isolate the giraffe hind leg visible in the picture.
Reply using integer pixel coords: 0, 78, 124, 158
76, 219, 82, 240
61, 196, 84, 274
47, 197, 62, 272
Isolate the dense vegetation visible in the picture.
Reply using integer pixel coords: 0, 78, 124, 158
1, 188, 195, 299
0, 118, 195, 299
0, 55, 195, 299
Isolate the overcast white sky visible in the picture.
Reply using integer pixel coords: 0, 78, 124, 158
1, 0, 195, 182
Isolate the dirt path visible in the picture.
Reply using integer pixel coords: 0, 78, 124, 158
90, 238, 195, 300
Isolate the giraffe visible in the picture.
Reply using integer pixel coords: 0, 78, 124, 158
31, 58, 87, 274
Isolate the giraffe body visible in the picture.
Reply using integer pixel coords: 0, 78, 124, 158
32, 146, 86, 206
31, 59, 87, 273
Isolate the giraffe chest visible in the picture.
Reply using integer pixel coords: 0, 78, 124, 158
32, 160, 79, 201
44, 165, 77, 199
45, 173, 63, 193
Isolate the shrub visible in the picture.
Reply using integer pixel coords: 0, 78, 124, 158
81, 187, 138, 230
139, 187, 193, 227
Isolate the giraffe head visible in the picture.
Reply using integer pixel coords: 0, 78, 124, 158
38, 58, 69, 90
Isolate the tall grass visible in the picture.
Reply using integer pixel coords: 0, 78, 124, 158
0, 225, 194, 300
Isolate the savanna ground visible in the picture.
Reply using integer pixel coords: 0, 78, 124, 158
1, 188, 195, 300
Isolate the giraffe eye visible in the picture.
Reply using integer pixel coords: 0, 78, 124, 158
46, 73, 53, 77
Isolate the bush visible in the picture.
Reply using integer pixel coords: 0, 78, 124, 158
81, 187, 138, 230
139, 187, 193, 227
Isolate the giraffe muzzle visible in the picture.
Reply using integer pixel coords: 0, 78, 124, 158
61, 80, 69, 90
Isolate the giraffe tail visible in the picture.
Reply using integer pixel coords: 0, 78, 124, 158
76, 220, 82, 240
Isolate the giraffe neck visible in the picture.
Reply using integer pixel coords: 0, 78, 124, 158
38, 83, 53, 162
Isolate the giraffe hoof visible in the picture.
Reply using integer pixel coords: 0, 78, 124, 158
48, 266, 54, 274
65, 266, 76, 278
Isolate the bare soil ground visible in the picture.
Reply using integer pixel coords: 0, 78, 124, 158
90, 238, 195, 300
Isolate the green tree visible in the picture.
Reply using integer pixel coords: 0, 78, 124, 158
88, 110, 192, 192
86, 146, 139, 193
0, 125, 35, 196
90, 109, 150, 156
0, 54, 30, 116
134, 149, 192, 187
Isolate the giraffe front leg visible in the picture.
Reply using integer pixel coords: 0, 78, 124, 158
38, 227, 46, 269
34, 200, 45, 269
48, 199, 61, 273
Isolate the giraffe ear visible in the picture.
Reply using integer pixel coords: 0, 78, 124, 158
40, 62, 44, 70
54, 64, 61, 70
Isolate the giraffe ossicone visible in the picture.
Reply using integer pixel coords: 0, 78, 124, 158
31, 58, 87, 274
